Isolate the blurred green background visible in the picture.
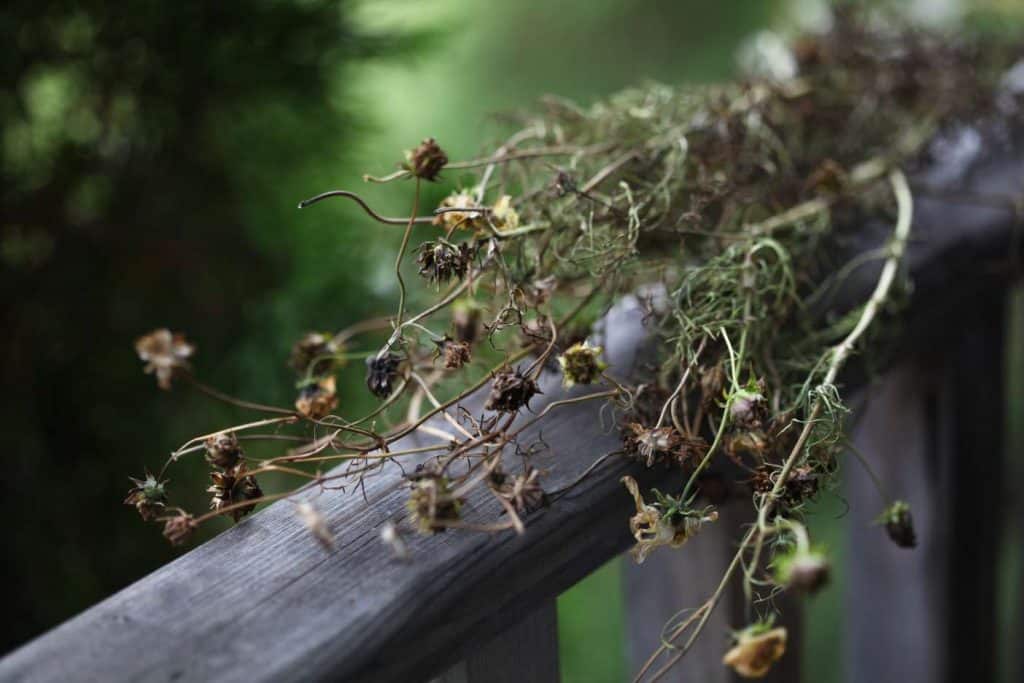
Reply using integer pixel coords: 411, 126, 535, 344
2, 1, 1021, 681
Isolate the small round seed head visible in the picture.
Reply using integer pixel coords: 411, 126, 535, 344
295, 375, 339, 419
208, 465, 263, 522
204, 432, 243, 470
558, 342, 608, 387
485, 365, 540, 412
366, 353, 402, 399
435, 336, 472, 370
416, 240, 475, 285
878, 500, 917, 548
775, 547, 830, 594
162, 512, 196, 546
405, 137, 448, 181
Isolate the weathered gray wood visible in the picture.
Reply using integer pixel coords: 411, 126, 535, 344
436, 601, 559, 683
1, 127, 1021, 683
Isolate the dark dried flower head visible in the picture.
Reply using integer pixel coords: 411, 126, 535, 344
124, 472, 168, 521
295, 375, 339, 419
493, 466, 547, 515
208, 465, 263, 522
406, 473, 462, 534
774, 546, 830, 594
623, 423, 681, 468
135, 329, 194, 390
558, 341, 608, 387
878, 500, 917, 548
416, 240, 475, 285
451, 299, 482, 344
289, 332, 340, 376
162, 512, 196, 546
204, 432, 243, 470
366, 353, 402, 399
405, 137, 448, 181
435, 336, 472, 370
485, 365, 540, 412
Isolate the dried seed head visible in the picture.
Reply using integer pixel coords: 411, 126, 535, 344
289, 332, 339, 376
162, 512, 196, 546
124, 472, 168, 522
558, 342, 608, 387
435, 336, 472, 370
404, 137, 448, 181
295, 375, 339, 419
208, 465, 263, 522
134, 328, 194, 390
406, 473, 462, 534
416, 240, 475, 285
722, 625, 788, 678
366, 353, 402, 399
774, 547, 830, 594
296, 502, 334, 549
623, 423, 682, 468
725, 430, 769, 459
485, 365, 540, 412
493, 466, 547, 515
878, 500, 917, 548
204, 432, 243, 470
451, 299, 483, 344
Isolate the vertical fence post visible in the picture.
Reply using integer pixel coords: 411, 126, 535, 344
435, 600, 560, 683
845, 296, 1006, 682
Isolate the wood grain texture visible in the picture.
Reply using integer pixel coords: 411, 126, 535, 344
2, 128, 1021, 683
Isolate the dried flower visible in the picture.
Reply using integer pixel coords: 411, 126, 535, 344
296, 502, 334, 549
366, 353, 402, 399
208, 465, 263, 522
493, 466, 547, 514
558, 342, 608, 387
723, 625, 788, 678
433, 190, 486, 232
877, 500, 916, 548
124, 472, 168, 522
773, 537, 830, 594
406, 473, 462, 534
134, 328, 194, 390
289, 332, 340, 376
204, 432, 243, 470
416, 240, 475, 285
490, 194, 520, 231
621, 475, 718, 563
485, 365, 540, 412
435, 336, 472, 370
295, 375, 339, 419
380, 521, 410, 560
404, 137, 448, 181
623, 423, 698, 468
451, 299, 483, 344
700, 363, 726, 408
162, 512, 195, 546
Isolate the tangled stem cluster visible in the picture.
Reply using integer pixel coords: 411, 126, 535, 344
126, 10, 1022, 679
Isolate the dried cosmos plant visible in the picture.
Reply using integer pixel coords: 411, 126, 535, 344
124, 9, 1023, 679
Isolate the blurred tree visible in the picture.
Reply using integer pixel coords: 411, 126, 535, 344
0, 0, 399, 651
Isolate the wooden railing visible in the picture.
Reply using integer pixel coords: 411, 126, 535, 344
2, 125, 1021, 683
